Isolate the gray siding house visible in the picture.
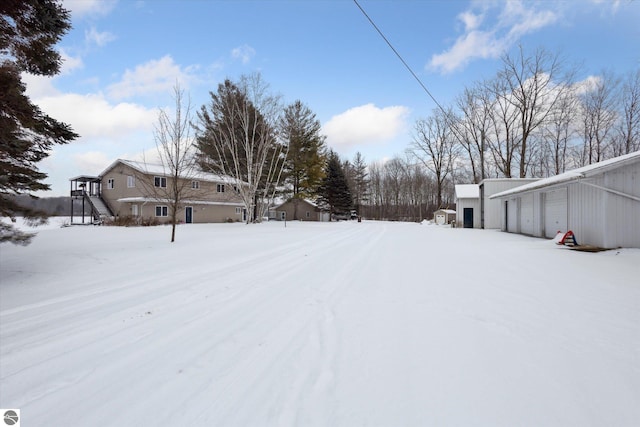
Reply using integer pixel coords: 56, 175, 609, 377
70, 159, 246, 224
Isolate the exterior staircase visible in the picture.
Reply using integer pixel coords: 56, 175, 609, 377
87, 194, 114, 223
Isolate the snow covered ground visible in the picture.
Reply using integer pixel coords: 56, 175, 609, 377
1, 220, 639, 426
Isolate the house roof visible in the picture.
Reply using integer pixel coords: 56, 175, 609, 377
69, 175, 101, 182
455, 184, 479, 199
101, 159, 235, 183
435, 209, 456, 214
273, 198, 318, 210
490, 150, 640, 199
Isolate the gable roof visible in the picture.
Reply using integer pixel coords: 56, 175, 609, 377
273, 198, 319, 210
100, 159, 235, 184
455, 184, 479, 199
490, 150, 640, 199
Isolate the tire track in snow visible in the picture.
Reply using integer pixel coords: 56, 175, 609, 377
186, 222, 387, 426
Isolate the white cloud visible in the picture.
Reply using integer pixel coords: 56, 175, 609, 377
590, 0, 622, 13
74, 151, 113, 175
36, 93, 156, 139
22, 73, 59, 98
459, 11, 483, 32
322, 104, 410, 149
429, 0, 559, 74
63, 0, 117, 18
231, 45, 256, 64
85, 26, 116, 47
21, 49, 83, 98
574, 75, 602, 95
60, 49, 84, 74
106, 55, 196, 100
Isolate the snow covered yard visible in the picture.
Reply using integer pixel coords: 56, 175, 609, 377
1, 220, 639, 426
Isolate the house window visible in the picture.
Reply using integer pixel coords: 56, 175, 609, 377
154, 176, 167, 188
131, 204, 139, 217
306, 211, 310, 218
107, 178, 114, 189
191, 181, 200, 189
155, 206, 168, 217
127, 175, 135, 188
235, 207, 242, 214
233, 185, 240, 193
217, 184, 225, 193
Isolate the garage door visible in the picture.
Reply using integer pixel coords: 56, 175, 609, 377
544, 188, 567, 238
520, 193, 534, 235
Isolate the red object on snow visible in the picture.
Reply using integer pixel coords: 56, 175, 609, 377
558, 230, 578, 246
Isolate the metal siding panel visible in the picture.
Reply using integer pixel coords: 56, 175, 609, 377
603, 162, 640, 247
481, 179, 538, 229
455, 199, 481, 228
544, 188, 568, 238
507, 197, 519, 232
520, 193, 535, 235
569, 178, 604, 247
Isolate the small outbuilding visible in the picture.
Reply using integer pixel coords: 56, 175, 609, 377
455, 179, 539, 229
433, 209, 456, 225
454, 184, 480, 228
491, 151, 640, 248
273, 198, 328, 221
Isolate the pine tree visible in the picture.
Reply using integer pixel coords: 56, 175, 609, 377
351, 152, 369, 215
318, 151, 352, 220
280, 100, 326, 219
1, 0, 78, 245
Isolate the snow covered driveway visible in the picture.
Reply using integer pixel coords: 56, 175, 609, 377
1, 221, 639, 426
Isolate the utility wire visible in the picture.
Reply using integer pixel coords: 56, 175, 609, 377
352, 0, 448, 116
353, 0, 471, 148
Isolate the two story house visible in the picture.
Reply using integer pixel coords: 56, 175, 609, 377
70, 159, 246, 224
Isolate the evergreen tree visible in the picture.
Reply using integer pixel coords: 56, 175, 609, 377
280, 100, 326, 219
351, 152, 369, 215
1, 0, 78, 245
318, 151, 352, 220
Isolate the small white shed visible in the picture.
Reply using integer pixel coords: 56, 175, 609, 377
491, 151, 640, 248
454, 184, 480, 228
433, 209, 456, 225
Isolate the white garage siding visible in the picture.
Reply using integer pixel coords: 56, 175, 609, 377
506, 198, 519, 233
543, 188, 567, 238
519, 193, 535, 235
602, 163, 640, 248
491, 151, 640, 248
480, 179, 538, 229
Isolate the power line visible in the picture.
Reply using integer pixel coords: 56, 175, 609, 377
352, 0, 448, 115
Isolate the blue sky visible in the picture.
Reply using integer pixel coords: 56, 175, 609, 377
26, 0, 640, 196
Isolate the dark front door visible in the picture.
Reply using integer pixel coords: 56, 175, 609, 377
185, 207, 193, 224
463, 208, 474, 228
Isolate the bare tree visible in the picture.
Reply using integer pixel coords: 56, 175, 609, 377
579, 71, 620, 165
455, 83, 493, 183
540, 86, 578, 175
410, 109, 457, 208
613, 69, 640, 156
146, 84, 197, 243
499, 46, 575, 177
195, 73, 286, 223
487, 76, 520, 178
